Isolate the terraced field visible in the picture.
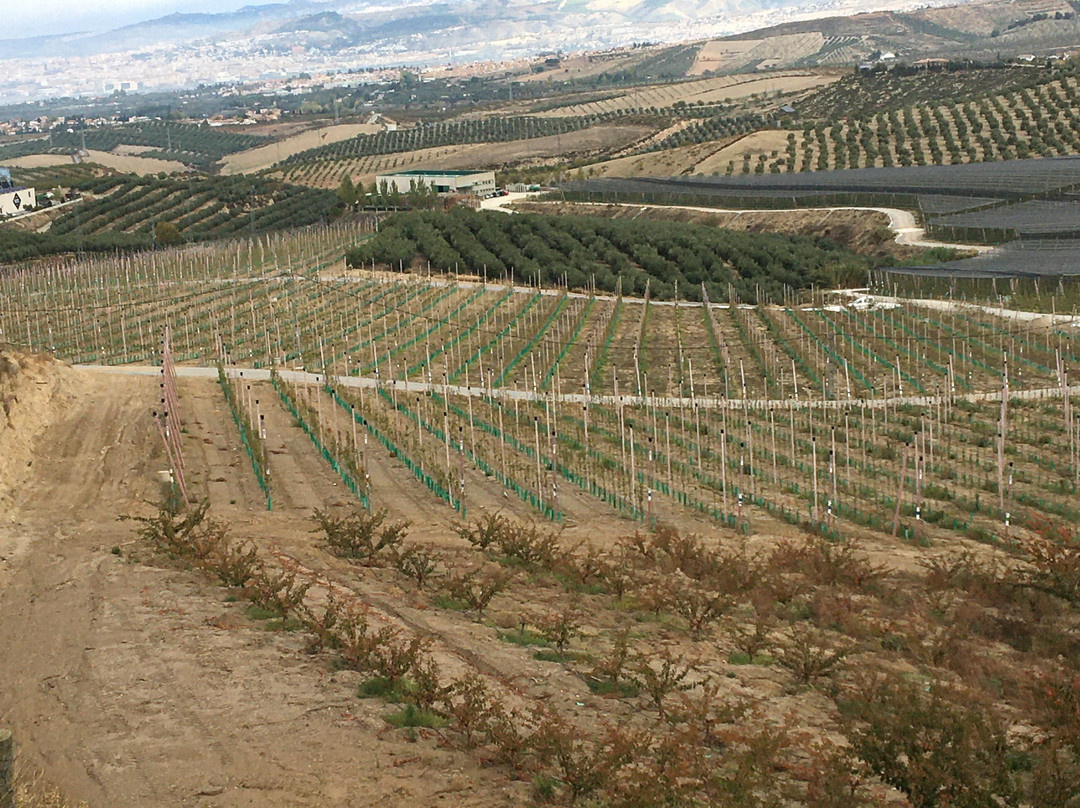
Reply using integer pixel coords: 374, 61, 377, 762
0, 173, 340, 262
690, 73, 1080, 176
0, 121, 266, 171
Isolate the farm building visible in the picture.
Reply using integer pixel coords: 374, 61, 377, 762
376, 169, 495, 196
0, 167, 34, 216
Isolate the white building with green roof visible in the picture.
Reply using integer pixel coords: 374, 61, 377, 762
375, 169, 495, 196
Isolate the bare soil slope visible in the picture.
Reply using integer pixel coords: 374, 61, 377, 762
0, 370, 521, 807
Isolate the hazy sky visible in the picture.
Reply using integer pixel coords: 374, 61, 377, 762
13, 1, 248, 38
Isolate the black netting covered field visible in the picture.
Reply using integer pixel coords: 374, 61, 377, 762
930, 200, 1080, 239
886, 239, 1080, 278
562, 156, 1080, 203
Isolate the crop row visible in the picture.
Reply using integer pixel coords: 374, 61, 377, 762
275, 112, 635, 170
0, 121, 266, 168
345, 209, 868, 304
44, 174, 339, 243
716, 76, 1080, 176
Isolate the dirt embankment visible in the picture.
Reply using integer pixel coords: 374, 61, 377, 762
0, 352, 80, 511
0, 372, 524, 807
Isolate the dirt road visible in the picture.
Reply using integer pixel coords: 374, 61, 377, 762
0, 370, 520, 807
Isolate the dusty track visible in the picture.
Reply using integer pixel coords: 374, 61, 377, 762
0, 372, 523, 807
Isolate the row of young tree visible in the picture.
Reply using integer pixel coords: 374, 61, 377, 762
3, 173, 340, 262
336, 176, 440, 211
279, 112, 641, 170
794, 79, 1080, 172
345, 209, 869, 302
0, 121, 265, 169
0, 228, 150, 265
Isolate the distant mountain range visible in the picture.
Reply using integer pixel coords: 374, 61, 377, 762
3, 0, 1077, 105
5, 0, 969, 60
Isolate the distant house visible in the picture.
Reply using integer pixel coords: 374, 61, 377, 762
779, 104, 796, 114
0, 168, 35, 216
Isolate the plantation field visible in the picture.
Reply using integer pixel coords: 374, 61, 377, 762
5, 150, 187, 174
5, 213, 1080, 808
221, 122, 385, 175
280, 125, 656, 189
560, 154, 1080, 259
511, 48, 666, 84
665, 69, 1080, 178
7, 162, 101, 190
689, 33, 828, 75
273, 116, 629, 178
0, 173, 339, 263
533, 72, 835, 118
693, 129, 794, 175
582, 138, 741, 179
0, 120, 266, 172
343, 209, 873, 300
4, 220, 1080, 806
511, 201, 904, 256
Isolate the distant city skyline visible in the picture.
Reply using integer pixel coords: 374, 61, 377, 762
13, 1, 248, 39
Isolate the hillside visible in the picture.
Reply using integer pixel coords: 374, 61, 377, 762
698, 0, 1080, 67
0, 170, 340, 264
3, 183, 1080, 807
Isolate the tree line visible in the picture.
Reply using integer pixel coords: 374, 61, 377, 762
345, 209, 870, 302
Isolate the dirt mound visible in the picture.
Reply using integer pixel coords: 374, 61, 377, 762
0, 351, 80, 509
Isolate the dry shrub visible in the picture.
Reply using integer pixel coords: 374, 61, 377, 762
632, 647, 697, 718
628, 527, 762, 593
605, 724, 706, 808
770, 536, 882, 591
484, 706, 532, 771
590, 626, 633, 690
1016, 512, 1080, 605
313, 506, 409, 565
249, 567, 311, 618
725, 610, 775, 662
920, 549, 1004, 595
774, 624, 852, 686
702, 721, 791, 806
301, 590, 363, 654
454, 510, 506, 550
1031, 670, 1080, 751
560, 541, 607, 588
368, 629, 430, 689
442, 567, 510, 616
671, 584, 730, 639
123, 497, 266, 590
210, 540, 260, 589
841, 673, 1019, 808
1028, 739, 1080, 808
122, 498, 214, 557
538, 604, 580, 654
532, 712, 646, 805
669, 679, 753, 749
648, 526, 721, 580
457, 511, 562, 570
442, 674, 495, 748
494, 522, 562, 569
12, 771, 88, 808
801, 741, 875, 808
393, 544, 440, 589
0, 353, 19, 383
808, 589, 867, 637
595, 546, 640, 599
